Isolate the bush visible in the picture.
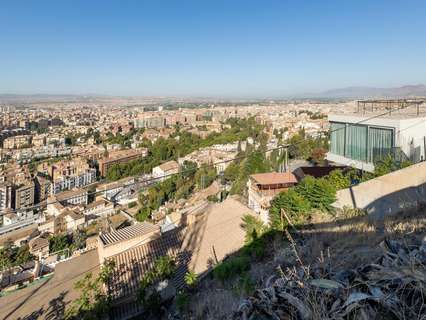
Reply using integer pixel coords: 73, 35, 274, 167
184, 271, 198, 288
295, 176, 336, 212
207, 194, 219, 203
128, 201, 137, 208
213, 256, 250, 283
241, 214, 266, 244
269, 189, 311, 230
326, 169, 351, 190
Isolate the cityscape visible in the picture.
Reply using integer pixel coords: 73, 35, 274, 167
1, 1, 426, 320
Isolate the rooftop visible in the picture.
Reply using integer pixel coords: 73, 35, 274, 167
99, 222, 160, 246
250, 172, 298, 185
331, 99, 426, 120
158, 160, 179, 172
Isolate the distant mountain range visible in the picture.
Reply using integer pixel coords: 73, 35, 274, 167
316, 84, 426, 99
2, 85, 426, 103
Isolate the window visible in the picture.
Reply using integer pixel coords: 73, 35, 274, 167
330, 122, 345, 156
346, 124, 368, 161
330, 122, 394, 163
368, 127, 393, 162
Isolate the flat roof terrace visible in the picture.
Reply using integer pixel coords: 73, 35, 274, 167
333, 99, 426, 119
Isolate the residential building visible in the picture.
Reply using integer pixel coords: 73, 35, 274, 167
82, 199, 115, 218
134, 115, 166, 129
54, 188, 88, 206
3, 135, 31, 149
28, 237, 50, 259
98, 148, 147, 176
247, 172, 298, 224
35, 176, 52, 203
327, 99, 426, 171
14, 181, 35, 210
152, 160, 179, 182
97, 222, 161, 263
37, 158, 96, 194
95, 177, 135, 201
0, 182, 13, 211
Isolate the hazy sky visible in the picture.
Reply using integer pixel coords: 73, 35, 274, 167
1, 0, 426, 97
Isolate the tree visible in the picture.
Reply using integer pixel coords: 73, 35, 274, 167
65, 260, 115, 320
49, 234, 70, 253
137, 255, 176, 315
295, 176, 336, 212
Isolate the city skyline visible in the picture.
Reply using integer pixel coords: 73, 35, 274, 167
2, 1, 426, 97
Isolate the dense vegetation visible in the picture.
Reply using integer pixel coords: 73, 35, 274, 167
0, 243, 34, 270
106, 117, 263, 181
136, 162, 217, 222
49, 230, 88, 254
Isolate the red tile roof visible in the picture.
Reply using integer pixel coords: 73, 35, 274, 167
250, 172, 298, 185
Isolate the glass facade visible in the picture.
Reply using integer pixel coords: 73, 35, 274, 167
330, 122, 393, 163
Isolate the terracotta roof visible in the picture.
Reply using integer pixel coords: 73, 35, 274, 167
158, 160, 179, 172
107, 227, 188, 300
29, 237, 49, 252
106, 197, 255, 305
250, 172, 298, 185
100, 222, 160, 246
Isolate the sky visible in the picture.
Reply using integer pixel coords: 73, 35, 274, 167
1, 0, 426, 97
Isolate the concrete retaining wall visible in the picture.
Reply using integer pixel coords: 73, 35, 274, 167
333, 161, 426, 218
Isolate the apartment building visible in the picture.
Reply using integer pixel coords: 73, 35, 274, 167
38, 158, 96, 194
134, 115, 166, 129
14, 181, 35, 210
35, 175, 52, 203
0, 182, 13, 211
54, 188, 88, 206
98, 148, 147, 176
3, 135, 31, 149
0, 164, 35, 211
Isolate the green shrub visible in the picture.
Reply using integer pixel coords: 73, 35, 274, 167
128, 201, 137, 208
295, 176, 336, 212
184, 271, 198, 288
213, 256, 250, 283
326, 169, 351, 190
241, 214, 267, 244
269, 189, 311, 230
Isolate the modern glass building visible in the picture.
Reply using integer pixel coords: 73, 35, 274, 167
330, 122, 394, 163
327, 113, 426, 171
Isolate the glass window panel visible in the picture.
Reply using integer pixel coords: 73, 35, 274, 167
346, 124, 367, 161
368, 127, 393, 162
330, 122, 345, 156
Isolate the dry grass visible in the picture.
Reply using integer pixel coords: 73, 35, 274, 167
172, 209, 426, 319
